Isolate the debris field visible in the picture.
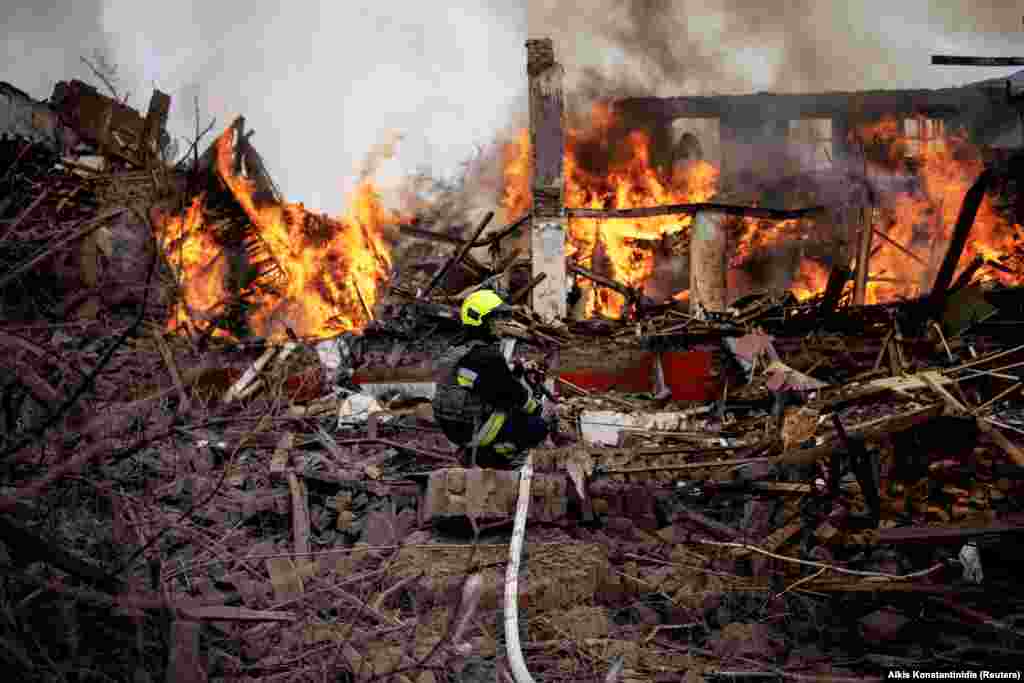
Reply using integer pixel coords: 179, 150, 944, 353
3, 47, 1024, 683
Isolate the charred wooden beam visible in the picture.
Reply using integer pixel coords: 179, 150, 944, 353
141, 89, 171, 164
878, 518, 1024, 544
927, 168, 993, 316
421, 211, 493, 297
853, 207, 873, 306
932, 56, 1024, 67
527, 38, 567, 321
819, 265, 852, 317
510, 272, 547, 305
567, 263, 636, 301
566, 202, 822, 221
950, 255, 987, 293
399, 212, 531, 248
481, 212, 530, 246
400, 223, 464, 246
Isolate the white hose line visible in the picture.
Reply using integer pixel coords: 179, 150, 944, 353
504, 452, 537, 683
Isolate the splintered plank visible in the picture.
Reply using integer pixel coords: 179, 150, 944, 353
178, 606, 295, 622
288, 472, 313, 573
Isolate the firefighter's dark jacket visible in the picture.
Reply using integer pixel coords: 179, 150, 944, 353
455, 343, 531, 412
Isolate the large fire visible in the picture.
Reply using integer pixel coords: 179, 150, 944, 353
158, 125, 394, 340
841, 117, 1023, 304
503, 103, 718, 317
502, 107, 1022, 314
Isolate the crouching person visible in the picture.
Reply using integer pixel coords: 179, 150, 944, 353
431, 290, 548, 468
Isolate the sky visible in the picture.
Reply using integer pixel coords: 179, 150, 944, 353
2, 0, 528, 216
2, 1, 1022, 217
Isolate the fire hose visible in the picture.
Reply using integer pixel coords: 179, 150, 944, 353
503, 359, 550, 683
504, 449, 537, 683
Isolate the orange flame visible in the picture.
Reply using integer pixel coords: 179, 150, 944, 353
844, 116, 1022, 304
503, 110, 1021, 311
157, 125, 394, 340
790, 259, 831, 301
502, 103, 718, 317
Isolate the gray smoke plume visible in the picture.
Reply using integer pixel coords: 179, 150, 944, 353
2, 2, 112, 97
529, 0, 1023, 103
2, 1, 528, 218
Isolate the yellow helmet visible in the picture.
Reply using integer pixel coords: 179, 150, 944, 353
461, 289, 512, 327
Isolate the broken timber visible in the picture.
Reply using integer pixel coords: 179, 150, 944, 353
421, 210, 494, 297
776, 402, 945, 466
568, 263, 637, 303
853, 206, 873, 306
527, 38, 567, 322
819, 265, 852, 317
400, 212, 531, 249
927, 168, 993, 317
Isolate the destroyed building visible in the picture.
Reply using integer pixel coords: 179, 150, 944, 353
620, 68, 1024, 176
2, 78, 171, 165
2, 38, 1024, 683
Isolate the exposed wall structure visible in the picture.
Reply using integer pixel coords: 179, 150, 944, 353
526, 38, 568, 323
617, 73, 1023, 184
617, 73, 1022, 305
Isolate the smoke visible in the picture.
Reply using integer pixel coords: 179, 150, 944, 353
3, 1, 528, 217
1, 2, 112, 98
529, 0, 1024, 102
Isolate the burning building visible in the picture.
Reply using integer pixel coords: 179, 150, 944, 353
155, 43, 1024, 343
498, 60, 1024, 319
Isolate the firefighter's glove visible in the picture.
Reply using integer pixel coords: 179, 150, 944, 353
523, 394, 541, 416
513, 359, 539, 379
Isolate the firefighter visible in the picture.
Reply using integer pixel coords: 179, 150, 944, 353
431, 289, 550, 467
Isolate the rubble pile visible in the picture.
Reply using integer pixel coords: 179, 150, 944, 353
3, 63, 1024, 683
